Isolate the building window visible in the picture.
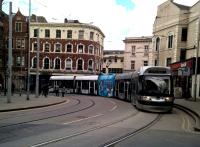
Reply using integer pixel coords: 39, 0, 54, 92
180, 48, 186, 61
77, 59, 83, 70
88, 45, 94, 54
168, 35, 173, 48
21, 56, 25, 66
32, 57, 37, 68
55, 43, 61, 52
34, 29, 38, 37
45, 29, 50, 38
132, 46, 136, 56
66, 44, 72, 52
16, 57, 21, 66
154, 60, 158, 66
66, 59, 72, 70
15, 22, 22, 32
144, 45, 148, 56
44, 43, 50, 52
44, 58, 50, 69
144, 61, 148, 66
78, 44, 84, 53
181, 28, 187, 41
131, 61, 135, 70
55, 58, 60, 69
156, 37, 160, 51
56, 30, 61, 38
88, 60, 93, 71
33, 42, 37, 51
67, 30, 72, 39
78, 30, 84, 40
16, 38, 25, 49
166, 58, 172, 66
90, 32, 94, 40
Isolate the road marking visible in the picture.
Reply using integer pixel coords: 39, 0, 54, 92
108, 100, 117, 112
63, 113, 103, 125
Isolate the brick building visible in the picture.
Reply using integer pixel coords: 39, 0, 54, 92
29, 18, 105, 91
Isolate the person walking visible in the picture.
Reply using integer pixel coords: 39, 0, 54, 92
55, 85, 59, 96
61, 86, 65, 97
43, 84, 49, 97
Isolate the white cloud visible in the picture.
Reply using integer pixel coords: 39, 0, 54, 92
2, 0, 199, 50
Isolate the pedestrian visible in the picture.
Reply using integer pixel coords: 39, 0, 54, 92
55, 85, 59, 96
61, 86, 65, 97
43, 84, 49, 97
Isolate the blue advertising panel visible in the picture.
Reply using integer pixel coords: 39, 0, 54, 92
98, 74, 115, 97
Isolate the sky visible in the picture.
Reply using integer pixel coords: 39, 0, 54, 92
2, 0, 199, 50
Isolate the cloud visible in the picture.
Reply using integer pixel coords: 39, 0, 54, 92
2, 0, 199, 50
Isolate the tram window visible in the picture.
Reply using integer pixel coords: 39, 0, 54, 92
119, 82, 124, 93
82, 81, 89, 90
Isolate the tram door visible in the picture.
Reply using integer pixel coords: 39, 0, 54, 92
90, 81, 94, 95
125, 82, 128, 100
77, 81, 82, 93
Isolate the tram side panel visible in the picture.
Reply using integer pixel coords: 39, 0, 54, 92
98, 74, 115, 97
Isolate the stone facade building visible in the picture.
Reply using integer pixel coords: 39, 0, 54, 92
153, 0, 200, 98
102, 50, 124, 73
123, 36, 153, 72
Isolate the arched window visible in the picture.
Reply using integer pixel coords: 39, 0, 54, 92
88, 45, 94, 54
44, 58, 50, 69
88, 60, 93, 71
168, 35, 173, 48
55, 58, 61, 69
55, 43, 62, 52
77, 44, 84, 53
66, 58, 72, 70
77, 59, 83, 70
156, 37, 160, 51
32, 57, 37, 68
44, 43, 50, 52
66, 44, 72, 52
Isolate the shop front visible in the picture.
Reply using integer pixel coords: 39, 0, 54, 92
170, 58, 195, 98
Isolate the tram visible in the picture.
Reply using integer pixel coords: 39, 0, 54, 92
49, 75, 75, 93
131, 66, 174, 112
115, 72, 133, 101
74, 75, 98, 95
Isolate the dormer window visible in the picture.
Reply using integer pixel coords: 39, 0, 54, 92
15, 22, 22, 32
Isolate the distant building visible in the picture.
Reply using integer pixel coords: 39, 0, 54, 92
29, 17, 105, 89
102, 50, 124, 73
123, 36, 153, 72
0, 9, 7, 90
1, 9, 29, 91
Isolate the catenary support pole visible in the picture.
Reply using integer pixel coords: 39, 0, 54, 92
7, 2, 12, 103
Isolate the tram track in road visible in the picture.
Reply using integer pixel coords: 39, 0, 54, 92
0, 97, 96, 128
29, 111, 140, 147
174, 104, 200, 133
99, 114, 161, 147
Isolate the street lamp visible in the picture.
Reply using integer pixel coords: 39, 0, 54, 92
193, 14, 200, 101
27, 0, 31, 100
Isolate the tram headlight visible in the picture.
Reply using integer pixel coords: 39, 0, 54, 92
142, 96, 151, 101
165, 97, 172, 102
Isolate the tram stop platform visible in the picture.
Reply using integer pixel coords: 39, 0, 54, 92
0, 93, 66, 112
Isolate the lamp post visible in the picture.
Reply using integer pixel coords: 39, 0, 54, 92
193, 14, 200, 101
27, 0, 31, 100
7, 2, 12, 103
